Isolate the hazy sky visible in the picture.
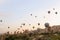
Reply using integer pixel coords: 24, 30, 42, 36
0, 0, 60, 33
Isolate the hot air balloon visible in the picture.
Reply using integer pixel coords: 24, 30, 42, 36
30, 14, 32, 16
35, 16, 37, 18
8, 27, 10, 29
44, 23, 51, 33
44, 23, 49, 28
29, 24, 31, 26
20, 26, 22, 28
22, 23, 25, 26
53, 8, 55, 10
55, 12, 58, 14
48, 11, 50, 14
38, 23, 40, 26
17, 28, 20, 30
32, 26, 35, 29
7, 31, 9, 34
0, 20, 2, 22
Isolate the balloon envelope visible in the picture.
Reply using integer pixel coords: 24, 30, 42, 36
0, 20, 2, 22
53, 8, 55, 10
48, 11, 50, 14
38, 23, 40, 25
44, 16, 45, 18
55, 12, 58, 14
33, 26, 35, 29
20, 26, 22, 28
8, 27, 10, 29
30, 14, 32, 16
29, 24, 31, 26
35, 16, 37, 18
44, 23, 49, 27
22, 23, 25, 26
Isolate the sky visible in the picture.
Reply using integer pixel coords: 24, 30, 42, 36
0, 0, 60, 33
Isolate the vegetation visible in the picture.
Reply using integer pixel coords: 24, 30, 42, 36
0, 28, 60, 40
